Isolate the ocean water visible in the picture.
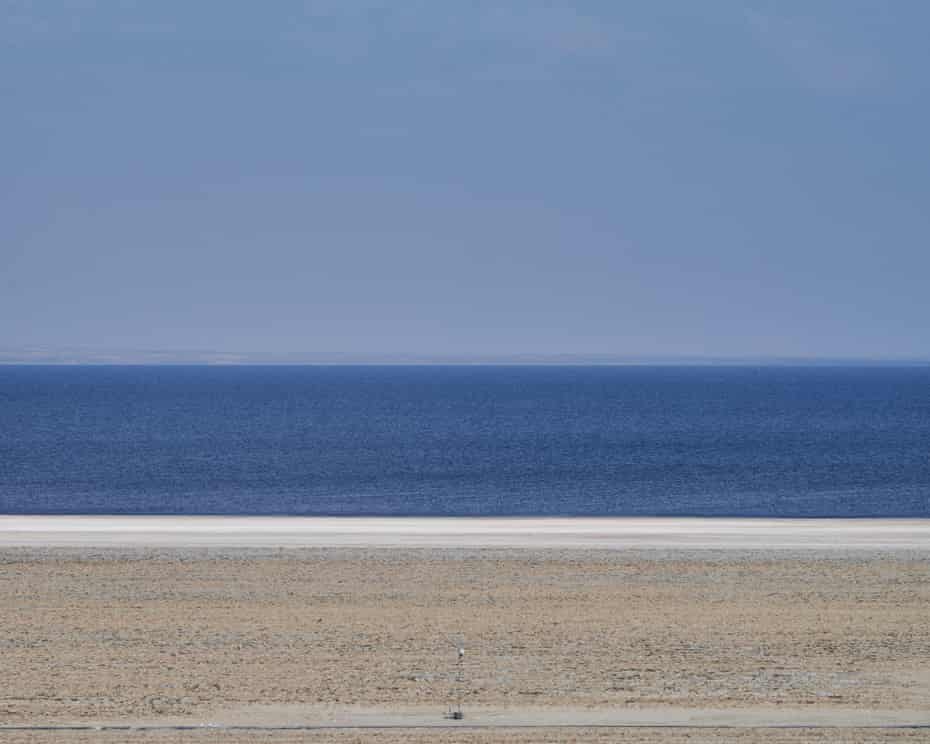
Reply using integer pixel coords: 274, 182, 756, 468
1, 365, 928, 517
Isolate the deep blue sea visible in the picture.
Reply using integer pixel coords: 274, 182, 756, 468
1, 365, 929, 517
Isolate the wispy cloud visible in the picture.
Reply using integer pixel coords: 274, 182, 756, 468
2, 0, 178, 38
4, 1, 645, 79
745, 8, 883, 94
286, 1, 645, 77
477, 5, 642, 59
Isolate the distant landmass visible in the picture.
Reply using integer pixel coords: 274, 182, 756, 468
0, 347, 927, 366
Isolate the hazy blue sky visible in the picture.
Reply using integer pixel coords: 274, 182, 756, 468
3, 1, 929, 359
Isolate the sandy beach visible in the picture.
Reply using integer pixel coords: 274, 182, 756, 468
2, 518, 930, 742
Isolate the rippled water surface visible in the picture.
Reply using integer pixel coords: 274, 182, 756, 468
1, 365, 928, 516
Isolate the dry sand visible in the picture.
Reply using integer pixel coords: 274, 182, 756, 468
2, 518, 930, 741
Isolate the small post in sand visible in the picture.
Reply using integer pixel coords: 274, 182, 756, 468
445, 637, 465, 720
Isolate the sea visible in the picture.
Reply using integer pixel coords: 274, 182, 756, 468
1, 365, 929, 517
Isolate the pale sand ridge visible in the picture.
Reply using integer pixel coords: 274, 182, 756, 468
3, 516, 930, 548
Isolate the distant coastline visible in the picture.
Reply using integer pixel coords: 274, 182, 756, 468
2, 347, 929, 366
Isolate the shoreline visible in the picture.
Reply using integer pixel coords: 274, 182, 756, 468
2, 515, 930, 549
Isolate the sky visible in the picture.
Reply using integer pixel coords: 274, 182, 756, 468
3, 1, 929, 360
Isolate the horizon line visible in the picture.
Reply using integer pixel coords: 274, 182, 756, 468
1, 348, 929, 367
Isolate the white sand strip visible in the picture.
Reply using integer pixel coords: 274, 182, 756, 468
1, 516, 929, 549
